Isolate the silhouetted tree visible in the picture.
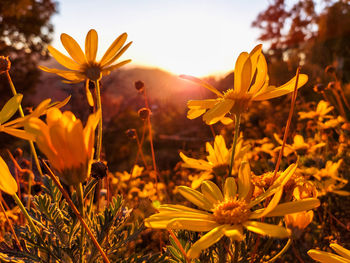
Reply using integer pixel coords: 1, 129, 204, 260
0, 0, 57, 105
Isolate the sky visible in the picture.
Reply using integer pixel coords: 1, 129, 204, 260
51, 0, 269, 77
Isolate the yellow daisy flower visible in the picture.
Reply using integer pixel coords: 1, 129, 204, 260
182, 44, 308, 125
0, 155, 18, 195
298, 100, 334, 120
308, 243, 350, 263
180, 135, 249, 179
284, 210, 314, 239
39, 29, 132, 83
25, 108, 100, 185
145, 162, 320, 259
0, 94, 70, 141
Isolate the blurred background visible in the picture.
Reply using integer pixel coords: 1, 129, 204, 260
0, 0, 349, 171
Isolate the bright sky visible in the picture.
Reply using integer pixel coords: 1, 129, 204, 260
52, 0, 268, 77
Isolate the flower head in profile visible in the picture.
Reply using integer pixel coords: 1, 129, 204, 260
39, 29, 132, 83
298, 100, 334, 121
25, 108, 100, 185
182, 44, 308, 125
145, 162, 319, 259
308, 243, 350, 263
0, 155, 18, 195
0, 94, 70, 141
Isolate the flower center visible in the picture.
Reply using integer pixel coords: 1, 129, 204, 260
223, 89, 253, 114
212, 163, 229, 177
213, 199, 250, 225
85, 64, 102, 81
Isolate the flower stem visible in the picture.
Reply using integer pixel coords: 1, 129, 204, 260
94, 80, 103, 161
76, 183, 85, 263
267, 238, 292, 262
42, 161, 110, 263
228, 114, 241, 178
6, 71, 43, 178
233, 241, 239, 263
168, 230, 190, 263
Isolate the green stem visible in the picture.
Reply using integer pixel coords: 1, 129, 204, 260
76, 183, 85, 263
94, 80, 103, 161
267, 239, 292, 263
6, 71, 44, 177
228, 114, 241, 178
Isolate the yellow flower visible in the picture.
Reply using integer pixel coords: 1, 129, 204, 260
298, 100, 334, 120
0, 94, 70, 141
180, 135, 249, 180
273, 133, 325, 157
308, 243, 350, 263
145, 162, 320, 259
25, 108, 100, 185
284, 211, 314, 239
182, 44, 308, 125
39, 29, 132, 83
0, 155, 18, 195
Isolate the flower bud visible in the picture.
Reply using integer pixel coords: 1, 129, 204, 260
0, 56, 11, 74
91, 161, 108, 180
134, 81, 145, 92
125, 129, 137, 139
138, 107, 151, 120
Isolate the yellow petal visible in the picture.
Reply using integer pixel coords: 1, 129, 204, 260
0, 94, 23, 124
203, 99, 234, 125
179, 152, 212, 171
56, 71, 85, 83
100, 33, 128, 67
224, 177, 237, 199
144, 216, 171, 229
167, 218, 219, 232
187, 108, 206, 119
85, 80, 94, 107
61, 33, 86, 65
243, 221, 289, 238
240, 56, 252, 94
308, 249, 350, 263
263, 198, 320, 217
330, 244, 350, 260
0, 155, 18, 195
253, 74, 308, 101
66, 119, 86, 166
224, 225, 244, 241
177, 186, 213, 211
101, 59, 131, 76
188, 99, 218, 109
220, 117, 233, 125
83, 110, 100, 157
3, 127, 36, 141
248, 44, 262, 82
85, 29, 98, 63
249, 53, 268, 94
206, 141, 217, 164
187, 225, 226, 259
213, 135, 228, 164
101, 41, 132, 68
47, 46, 80, 70
237, 161, 251, 200
180, 75, 223, 98
234, 52, 249, 94
48, 96, 71, 111
201, 180, 223, 204
158, 204, 213, 216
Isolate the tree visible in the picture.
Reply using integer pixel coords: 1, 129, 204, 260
0, 0, 57, 105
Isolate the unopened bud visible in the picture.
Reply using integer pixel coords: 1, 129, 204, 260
125, 129, 137, 139
313, 84, 326, 93
325, 65, 336, 75
327, 81, 335, 90
134, 81, 145, 92
138, 107, 151, 120
0, 56, 11, 74
91, 161, 108, 180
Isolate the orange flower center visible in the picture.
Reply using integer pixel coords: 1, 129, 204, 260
223, 89, 253, 114
213, 199, 250, 225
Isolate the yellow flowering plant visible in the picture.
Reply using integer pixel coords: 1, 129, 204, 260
182, 44, 308, 125
308, 243, 350, 263
145, 162, 320, 259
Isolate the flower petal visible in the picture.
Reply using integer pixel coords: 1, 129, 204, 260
47, 46, 81, 70
308, 249, 350, 263
61, 33, 86, 65
201, 180, 224, 204
249, 52, 267, 94
263, 198, 320, 217
203, 99, 234, 125
253, 74, 308, 101
102, 41, 132, 68
187, 108, 206, 119
180, 75, 223, 98
3, 127, 36, 141
0, 94, 23, 124
224, 225, 244, 241
0, 155, 18, 195
187, 225, 226, 259
224, 177, 237, 199
237, 161, 251, 200
167, 218, 219, 232
179, 152, 212, 171
234, 52, 249, 94
85, 80, 94, 107
188, 99, 218, 109
100, 33, 128, 67
158, 204, 213, 216
243, 221, 290, 238
330, 244, 350, 260
177, 186, 213, 211
101, 59, 131, 76
240, 55, 252, 94
85, 29, 98, 63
